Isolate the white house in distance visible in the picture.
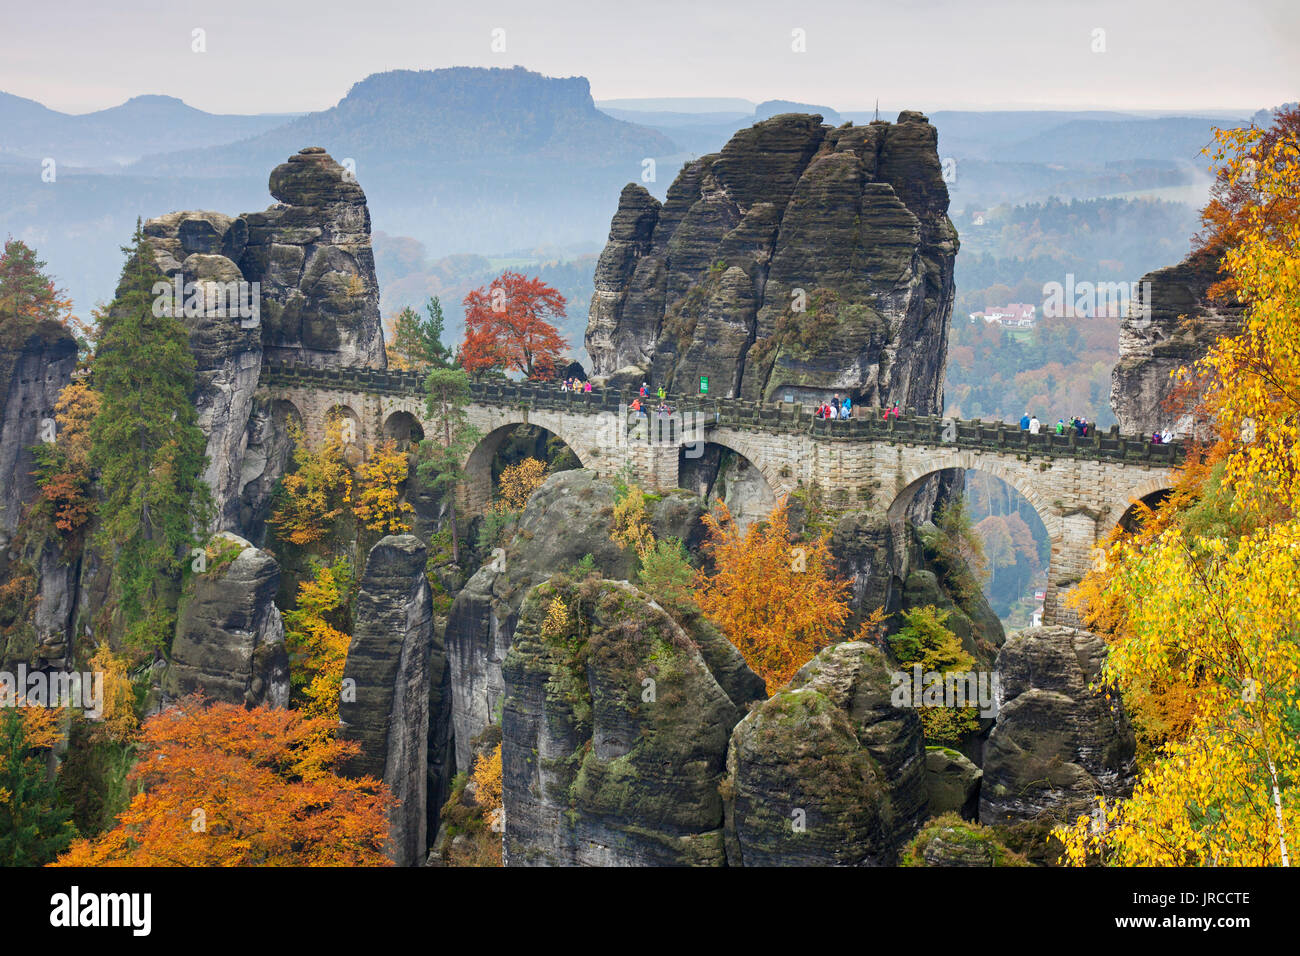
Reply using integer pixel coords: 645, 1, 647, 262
968, 303, 1036, 327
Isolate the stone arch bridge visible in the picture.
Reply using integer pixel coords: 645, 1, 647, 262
258, 362, 1183, 626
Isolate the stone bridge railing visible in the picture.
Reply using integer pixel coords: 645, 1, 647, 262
257, 361, 1186, 466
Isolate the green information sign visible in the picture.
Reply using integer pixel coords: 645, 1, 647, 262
700, 376, 709, 394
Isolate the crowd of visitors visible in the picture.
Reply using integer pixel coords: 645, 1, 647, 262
1019, 412, 1101, 438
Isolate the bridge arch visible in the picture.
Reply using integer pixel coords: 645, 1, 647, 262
383, 410, 424, 446
678, 439, 780, 530
1100, 475, 1177, 537
701, 428, 799, 501
886, 450, 1077, 623
887, 451, 1063, 542
462, 418, 595, 515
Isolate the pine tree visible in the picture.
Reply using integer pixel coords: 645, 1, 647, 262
0, 709, 77, 866
417, 367, 481, 564
89, 222, 211, 650
388, 296, 452, 370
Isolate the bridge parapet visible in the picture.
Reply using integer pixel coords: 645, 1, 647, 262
257, 361, 1185, 465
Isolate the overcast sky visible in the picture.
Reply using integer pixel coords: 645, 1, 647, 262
3, 0, 1296, 115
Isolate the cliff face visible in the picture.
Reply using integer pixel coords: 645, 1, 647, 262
1110, 246, 1244, 436
502, 578, 753, 866
586, 112, 958, 408
164, 532, 290, 709
0, 323, 78, 544
340, 535, 439, 867
444, 469, 707, 772
0, 323, 80, 672
138, 147, 386, 532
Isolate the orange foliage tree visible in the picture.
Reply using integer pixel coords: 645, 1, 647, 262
460, 271, 569, 380
32, 379, 100, 542
1194, 105, 1300, 300
53, 696, 392, 866
695, 497, 851, 691
0, 239, 73, 336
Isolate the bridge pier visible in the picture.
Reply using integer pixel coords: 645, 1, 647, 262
1042, 512, 1102, 627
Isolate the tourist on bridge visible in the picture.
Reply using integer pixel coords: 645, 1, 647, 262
1161, 427, 1174, 443
1019, 411, 1031, 430
1029, 415, 1041, 435
1055, 419, 1066, 435
640, 382, 649, 398
583, 379, 592, 393
831, 394, 842, 418
840, 395, 853, 419
884, 401, 901, 420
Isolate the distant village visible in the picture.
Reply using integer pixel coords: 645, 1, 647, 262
968, 303, 1037, 327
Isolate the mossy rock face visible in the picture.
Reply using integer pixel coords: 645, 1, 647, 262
723, 641, 928, 865
445, 469, 708, 773
924, 746, 981, 819
165, 533, 289, 709
901, 813, 1030, 867
978, 626, 1136, 864
501, 577, 744, 866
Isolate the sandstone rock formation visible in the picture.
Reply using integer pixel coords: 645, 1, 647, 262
165, 532, 289, 708
0, 322, 78, 547
0, 322, 79, 670
924, 747, 982, 819
979, 626, 1136, 854
239, 147, 386, 369
1111, 245, 1244, 437
901, 814, 1029, 867
586, 112, 958, 409
339, 534, 438, 867
444, 469, 708, 771
137, 148, 386, 533
501, 577, 750, 865
831, 513, 1004, 669
723, 641, 927, 866
143, 213, 263, 532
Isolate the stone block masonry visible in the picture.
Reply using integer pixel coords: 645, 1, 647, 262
259, 363, 1179, 626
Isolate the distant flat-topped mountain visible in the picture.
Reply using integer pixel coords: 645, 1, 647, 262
0, 92, 294, 167
130, 67, 677, 178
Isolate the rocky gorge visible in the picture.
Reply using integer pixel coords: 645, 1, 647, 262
0, 111, 1189, 867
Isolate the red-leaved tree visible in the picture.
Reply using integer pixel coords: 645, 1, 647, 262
460, 272, 569, 380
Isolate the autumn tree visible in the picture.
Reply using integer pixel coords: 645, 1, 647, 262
90, 223, 210, 650
54, 697, 392, 866
1194, 105, 1299, 300
270, 419, 353, 548
417, 367, 480, 564
354, 439, 414, 535
1059, 108, 1300, 866
32, 379, 100, 547
492, 457, 548, 515
460, 272, 569, 380
0, 239, 73, 341
610, 484, 656, 559
887, 605, 981, 742
472, 743, 503, 816
695, 497, 851, 691
284, 560, 354, 722
385, 295, 452, 370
